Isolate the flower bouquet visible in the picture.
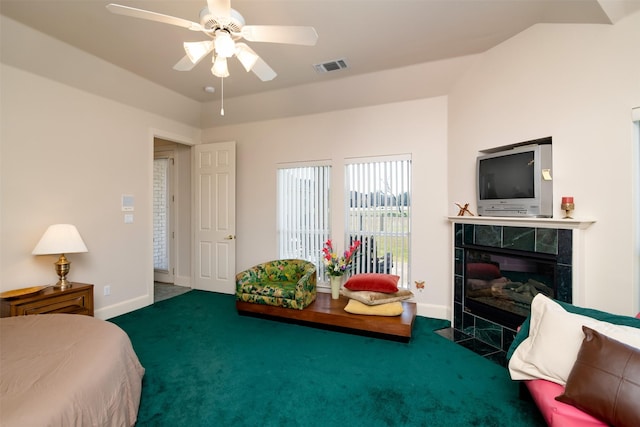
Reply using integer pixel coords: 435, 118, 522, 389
322, 238, 361, 299
322, 239, 361, 277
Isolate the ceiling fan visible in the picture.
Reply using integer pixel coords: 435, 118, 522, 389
106, 0, 318, 82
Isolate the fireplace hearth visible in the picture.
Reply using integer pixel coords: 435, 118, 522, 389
438, 222, 574, 365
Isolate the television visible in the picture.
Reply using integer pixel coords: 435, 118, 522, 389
476, 139, 553, 217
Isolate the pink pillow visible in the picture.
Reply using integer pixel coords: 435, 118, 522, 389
466, 262, 501, 280
344, 273, 399, 293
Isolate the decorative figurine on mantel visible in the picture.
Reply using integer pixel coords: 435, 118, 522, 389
455, 203, 475, 216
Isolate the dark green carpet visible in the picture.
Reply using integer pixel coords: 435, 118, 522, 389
110, 291, 544, 427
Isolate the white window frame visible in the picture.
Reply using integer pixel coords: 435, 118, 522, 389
277, 162, 331, 280
344, 155, 412, 288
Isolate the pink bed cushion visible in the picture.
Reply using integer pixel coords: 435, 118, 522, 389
526, 380, 607, 427
343, 273, 399, 293
466, 262, 501, 280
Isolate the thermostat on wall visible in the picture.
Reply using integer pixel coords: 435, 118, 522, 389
122, 194, 135, 211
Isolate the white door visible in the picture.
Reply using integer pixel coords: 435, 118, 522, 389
193, 141, 236, 293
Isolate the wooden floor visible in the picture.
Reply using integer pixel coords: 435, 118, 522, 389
236, 292, 416, 341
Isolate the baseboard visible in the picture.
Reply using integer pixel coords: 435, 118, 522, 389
94, 291, 451, 324
174, 275, 191, 287
95, 294, 152, 320
415, 302, 450, 322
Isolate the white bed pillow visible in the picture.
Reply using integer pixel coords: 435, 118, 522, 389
508, 294, 640, 386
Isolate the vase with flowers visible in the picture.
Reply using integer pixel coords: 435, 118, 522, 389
322, 239, 361, 299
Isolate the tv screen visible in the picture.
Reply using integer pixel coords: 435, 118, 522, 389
478, 151, 535, 200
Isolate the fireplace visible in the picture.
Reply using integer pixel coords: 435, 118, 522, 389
447, 222, 574, 362
464, 246, 557, 330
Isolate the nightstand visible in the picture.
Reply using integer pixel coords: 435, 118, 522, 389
0, 283, 94, 317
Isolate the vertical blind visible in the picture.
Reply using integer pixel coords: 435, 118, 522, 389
345, 156, 411, 288
277, 165, 331, 279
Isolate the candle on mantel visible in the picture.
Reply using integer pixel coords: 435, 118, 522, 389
562, 197, 574, 204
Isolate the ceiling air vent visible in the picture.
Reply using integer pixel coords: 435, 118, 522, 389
314, 58, 348, 73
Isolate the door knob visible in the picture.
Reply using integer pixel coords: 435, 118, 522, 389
225, 235, 235, 240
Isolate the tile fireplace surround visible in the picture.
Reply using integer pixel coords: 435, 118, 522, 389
439, 216, 595, 365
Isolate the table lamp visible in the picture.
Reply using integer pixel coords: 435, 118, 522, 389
32, 224, 88, 290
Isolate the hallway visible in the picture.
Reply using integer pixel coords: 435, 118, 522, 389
154, 282, 191, 303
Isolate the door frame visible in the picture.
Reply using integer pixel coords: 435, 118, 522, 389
148, 130, 197, 304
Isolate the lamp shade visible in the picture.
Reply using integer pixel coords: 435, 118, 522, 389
183, 40, 213, 64
32, 224, 88, 255
211, 55, 230, 78
235, 43, 259, 72
214, 30, 235, 58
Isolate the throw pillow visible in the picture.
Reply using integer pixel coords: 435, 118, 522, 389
508, 294, 640, 385
466, 262, 502, 280
556, 326, 640, 427
343, 273, 399, 293
507, 298, 640, 361
341, 287, 413, 306
343, 299, 403, 316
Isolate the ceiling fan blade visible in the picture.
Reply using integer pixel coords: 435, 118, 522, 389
106, 4, 202, 31
173, 55, 198, 71
250, 56, 277, 81
207, 0, 231, 19
241, 25, 318, 46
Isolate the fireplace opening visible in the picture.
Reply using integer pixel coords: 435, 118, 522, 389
464, 246, 556, 329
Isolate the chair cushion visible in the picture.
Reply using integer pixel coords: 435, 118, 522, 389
237, 281, 298, 299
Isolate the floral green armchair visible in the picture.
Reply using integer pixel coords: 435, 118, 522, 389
235, 259, 317, 310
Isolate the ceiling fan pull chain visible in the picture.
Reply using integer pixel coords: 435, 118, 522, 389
220, 77, 225, 116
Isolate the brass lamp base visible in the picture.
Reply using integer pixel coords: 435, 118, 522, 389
54, 254, 73, 290
561, 203, 575, 219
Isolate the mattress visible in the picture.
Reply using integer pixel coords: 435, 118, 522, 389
0, 314, 145, 427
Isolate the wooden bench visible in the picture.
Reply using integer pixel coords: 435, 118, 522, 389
236, 292, 416, 342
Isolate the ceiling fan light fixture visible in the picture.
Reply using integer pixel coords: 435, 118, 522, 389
235, 43, 259, 72
183, 40, 213, 64
214, 30, 235, 58
211, 55, 230, 78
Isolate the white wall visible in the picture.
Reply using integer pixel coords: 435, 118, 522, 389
448, 12, 640, 315
0, 64, 200, 319
0, 16, 201, 128
174, 143, 193, 286
3, 10, 639, 322
203, 97, 452, 318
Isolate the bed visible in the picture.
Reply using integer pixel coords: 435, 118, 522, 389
0, 314, 145, 427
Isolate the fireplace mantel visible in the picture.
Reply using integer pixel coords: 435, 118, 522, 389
447, 216, 596, 230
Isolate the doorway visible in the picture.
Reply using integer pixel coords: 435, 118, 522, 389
153, 138, 192, 290
153, 152, 174, 283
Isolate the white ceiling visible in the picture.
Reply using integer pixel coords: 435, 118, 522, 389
3, 0, 631, 108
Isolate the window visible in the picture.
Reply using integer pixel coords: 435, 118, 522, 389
345, 156, 411, 288
277, 164, 331, 279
